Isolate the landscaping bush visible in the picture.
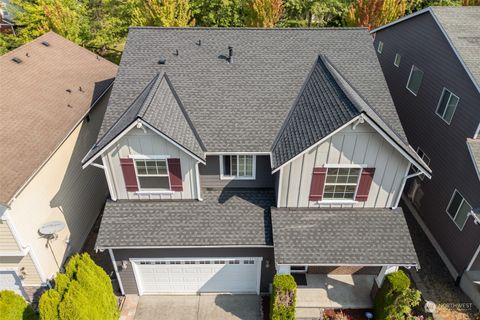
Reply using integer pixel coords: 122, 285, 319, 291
374, 270, 421, 320
38, 253, 118, 320
0, 290, 36, 320
271, 274, 297, 320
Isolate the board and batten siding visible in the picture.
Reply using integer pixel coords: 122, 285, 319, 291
278, 122, 410, 208
104, 127, 199, 200
0, 221, 20, 252
199, 155, 274, 188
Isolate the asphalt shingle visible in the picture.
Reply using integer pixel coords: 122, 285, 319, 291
95, 189, 275, 249
99, 28, 407, 155
271, 207, 419, 266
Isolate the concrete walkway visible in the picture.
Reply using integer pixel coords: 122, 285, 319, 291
134, 295, 261, 320
297, 274, 375, 309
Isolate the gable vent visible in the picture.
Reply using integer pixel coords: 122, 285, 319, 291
11, 57, 22, 64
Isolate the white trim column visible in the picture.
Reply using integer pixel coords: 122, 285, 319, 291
376, 266, 398, 287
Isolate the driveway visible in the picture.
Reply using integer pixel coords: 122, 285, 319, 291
134, 295, 261, 320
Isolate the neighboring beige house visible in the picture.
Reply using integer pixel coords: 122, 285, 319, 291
0, 32, 117, 298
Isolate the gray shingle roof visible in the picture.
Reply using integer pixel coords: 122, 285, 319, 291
83, 72, 205, 163
271, 56, 360, 168
95, 189, 275, 249
271, 207, 419, 266
431, 6, 480, 88
99, 28, 407, 154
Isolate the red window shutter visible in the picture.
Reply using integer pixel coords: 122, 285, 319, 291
168, 158, 183, 192
355, 168, 376, 202
309, 167, 327, 201
120, 158, 138, 192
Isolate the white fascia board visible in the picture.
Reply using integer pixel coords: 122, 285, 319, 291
139, 120, 206, 164
271, 116, 361, 174
97, 245, 274, 250
362, 115, 432, 179
205, 152, 271, 155
82, 120, 139, 169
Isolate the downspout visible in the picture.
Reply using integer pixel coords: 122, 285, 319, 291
195, 162, 203, 201
108, 249, 125, 295
392, 167, 422, 209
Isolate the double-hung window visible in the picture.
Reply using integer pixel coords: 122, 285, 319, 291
406, 65, 424, 96
323, 168, 361, 200
221, 155, 255, 179
446, 190, 472, 230
436, 88, 459, 124
134, 159, 170, 190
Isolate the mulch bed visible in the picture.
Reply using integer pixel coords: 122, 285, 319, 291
324, 308, 374, 320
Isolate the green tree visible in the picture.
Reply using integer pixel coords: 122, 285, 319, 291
374, 270, 421, 320
191, 0, 246, 26
346, 0, 405, 29
38, 253, 118, 320
129, 0, 194, 26
0, 290, 36, 320
245, 0, 284, 27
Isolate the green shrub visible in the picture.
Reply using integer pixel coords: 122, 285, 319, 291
271, 274, 297, 320
39, 253, 118, 320
374, 270, 421, 320
0, 290, 36, 320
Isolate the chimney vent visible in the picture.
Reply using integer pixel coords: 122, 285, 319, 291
228, 46, 233, 63
196, 40, 201, 46
174, 49, 179, 56
158, 57, 166, 65
41, 41, 50, 47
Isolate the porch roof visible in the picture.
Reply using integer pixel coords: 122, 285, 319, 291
271, 207, 419, 267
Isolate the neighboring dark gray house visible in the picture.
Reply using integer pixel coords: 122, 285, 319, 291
82, 28, 430, 310
372, 6, 480, 307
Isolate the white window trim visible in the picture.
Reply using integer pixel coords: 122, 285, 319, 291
133, 158, 172, 192
446, 189, 472, 231
317, 165, 363, 203
435, 88, 459, 125
219, 155, 256, 180
377, 41, 383, 54
394, 53, 401, 67
414, 147, 430, 181
406, 65, 423, 96
128, 154, 171, 160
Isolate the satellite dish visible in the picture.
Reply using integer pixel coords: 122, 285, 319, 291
39, 221, 65, 236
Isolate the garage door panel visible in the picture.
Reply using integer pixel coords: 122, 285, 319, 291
133, 258, 260, 295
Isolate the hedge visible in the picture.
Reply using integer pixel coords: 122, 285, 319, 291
38, 253, 119, 320
374, 270, 421, 320
0, 290, 36, 320
271, 274, 297, 320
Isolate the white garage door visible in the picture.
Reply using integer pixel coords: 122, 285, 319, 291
132, 257, 262, 295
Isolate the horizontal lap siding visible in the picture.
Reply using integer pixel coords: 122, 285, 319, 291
0, 254, 42, 286
112, 248, 275, 294
199, 155, 274, 189
0, 221, 20, 252
106, 127, 198, 200
279, 122, 409, 208
374, 12, 480, 273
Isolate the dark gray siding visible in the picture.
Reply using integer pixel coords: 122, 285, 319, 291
199, 155, 274, 188
374, 12, 480, 275
112, 247, 275, 294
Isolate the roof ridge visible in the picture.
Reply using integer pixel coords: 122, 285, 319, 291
139, 72, 164, 117
270, 56, 321, 152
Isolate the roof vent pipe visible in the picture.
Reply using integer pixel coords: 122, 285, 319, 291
228, 46, 233, 64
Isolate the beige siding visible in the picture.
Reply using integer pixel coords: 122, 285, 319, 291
105, 126, 199, 200
0, 253, 42, 286
279, 122, 410, 208
7, 92, 110, 281
0, 221, 20, 252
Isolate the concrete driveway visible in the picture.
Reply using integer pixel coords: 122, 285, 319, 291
134, 295, 261, 320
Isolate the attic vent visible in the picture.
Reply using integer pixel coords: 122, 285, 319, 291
158, 58, 166, 65
41, 41, 50, 47
11, 57, 22, 64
